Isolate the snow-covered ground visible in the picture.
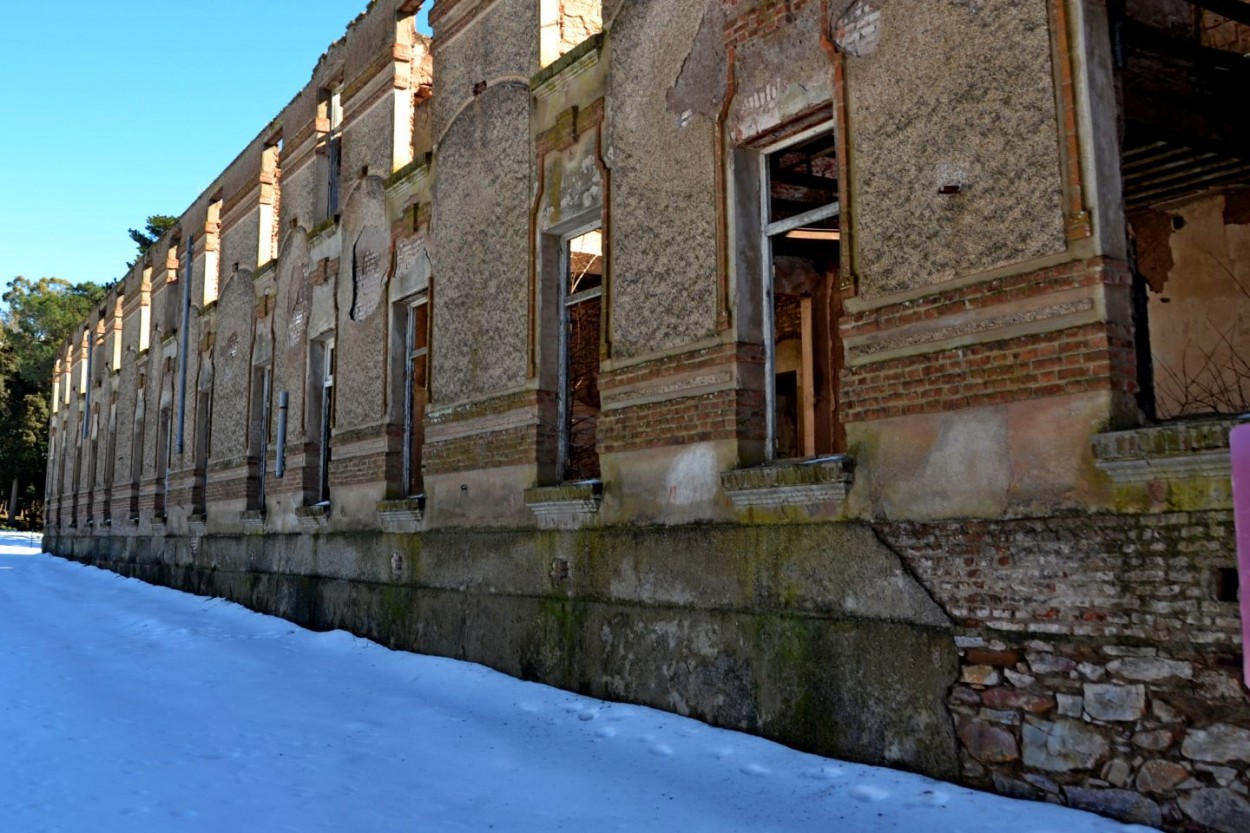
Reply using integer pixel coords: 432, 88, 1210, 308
1, 535, 1155, 833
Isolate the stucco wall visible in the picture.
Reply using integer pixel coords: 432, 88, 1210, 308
604, 0, 721, 358
431, 88, 533, 403
844, 0, 1067, 299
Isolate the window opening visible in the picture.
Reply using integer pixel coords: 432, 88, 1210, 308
310, 337, 336, 504
249, 365, 273, 510
761, 130, 843, 461
102, 394, 117, 525
176, 236, 193, 455
139, 267, 152, 354
1113, 5, 1250, 421
204, 200, 222, 305
559, 228, 603, 482
403, 298, 429, 497
155, 406, 173, 519
192, 390, 212, 515
260, 137, 283, 266
129, 374, 146, 519
85, 408, 98, 525
318, 88, 344, 222
71, 418, 82, 526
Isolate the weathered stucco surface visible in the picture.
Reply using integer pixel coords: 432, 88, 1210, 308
335, 176, 390, 430
431, 86, 533, 402
605, 0, 720, 358
207, 263, 254, 466
727, 0, 833, 144
846, 0, 1067, 299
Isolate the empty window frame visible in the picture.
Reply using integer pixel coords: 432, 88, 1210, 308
203, 199, 222, 306
248, 364, 273, 510
192, 389, 212, 516
401, 296, 429, 498
154, 406, 173, 519
102, 393, 118, 525
129, 374, 146, 519
760, 128, 843, 461
309, 336, 336, 504
259, 137, 283, 267
558, 227, 603, 482
318, 88, 344, 222
85, 405, 99, 525
138, 268, 153, 354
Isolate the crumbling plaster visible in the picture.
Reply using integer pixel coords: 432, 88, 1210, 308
726, 0, 834, 144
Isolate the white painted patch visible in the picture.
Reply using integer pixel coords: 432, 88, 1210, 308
664, 445, 720, 507
835, 1, 882, 58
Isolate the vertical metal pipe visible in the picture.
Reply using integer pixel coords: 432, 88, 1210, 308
275, 391, 289, 478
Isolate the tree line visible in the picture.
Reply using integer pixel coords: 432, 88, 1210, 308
0, 215, 175, 527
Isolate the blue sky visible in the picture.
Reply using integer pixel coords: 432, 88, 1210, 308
0, 2, 431, 296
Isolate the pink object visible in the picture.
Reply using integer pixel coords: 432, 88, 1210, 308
1231, 424, 1250, 688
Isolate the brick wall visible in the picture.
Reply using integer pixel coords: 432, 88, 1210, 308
840, 259, 1136, 423
883, 511, 1239, 644
723, 0, 819, 47
423, 390, 554, 476
598, 342, 765, 453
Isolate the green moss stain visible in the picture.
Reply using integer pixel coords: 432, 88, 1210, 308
380, 584, 411, 644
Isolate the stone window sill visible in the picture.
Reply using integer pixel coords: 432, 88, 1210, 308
1092, 418, 1238, 485
721, 455, 855, 516
376, 496, 425, 534
240, 510, 266, 535
295, 503, 331, 533
524, 481, 602, 530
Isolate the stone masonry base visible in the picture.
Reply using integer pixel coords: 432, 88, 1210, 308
45, 511, 1250, 832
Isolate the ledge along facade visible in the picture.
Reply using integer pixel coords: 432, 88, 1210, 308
45, 1, 1250, 829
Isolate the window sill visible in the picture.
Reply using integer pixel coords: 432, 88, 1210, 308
377, 496, 425, 533
295, 503, 331, 533
1092, 418, 1237, 485
525, 481, 602, 531
240, 510, 266, 536
721, 455, 855, 517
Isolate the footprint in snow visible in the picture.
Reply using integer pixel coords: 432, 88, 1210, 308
711, 746, 734, 759
578, 709, 598, 722
849, 784, 891, 802
802, 765, 846, 780
596, 726, 618, 739
740, 763, 770, 776
650, 743, 674, 756
911, 790, 951, 807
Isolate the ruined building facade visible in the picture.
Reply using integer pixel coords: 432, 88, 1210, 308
45, 1, 1250, 829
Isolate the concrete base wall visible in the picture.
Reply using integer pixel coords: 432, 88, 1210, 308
45, 522, 959, 780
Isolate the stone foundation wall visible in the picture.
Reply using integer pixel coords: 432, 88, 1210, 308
45, 522, 960, 780
882, 511, 1249, 832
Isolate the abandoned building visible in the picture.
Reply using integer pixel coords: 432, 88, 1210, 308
43, 0, 1250, 829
